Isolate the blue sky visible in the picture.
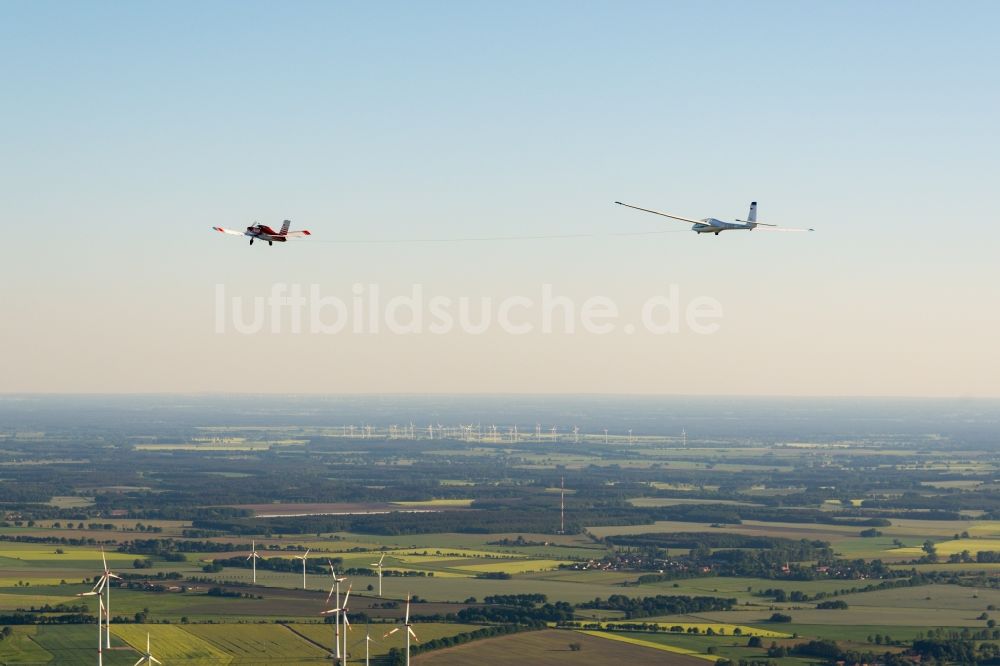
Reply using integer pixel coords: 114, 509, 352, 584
2, 1, 998, 396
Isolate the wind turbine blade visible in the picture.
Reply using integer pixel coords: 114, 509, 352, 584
133, 658, 145, 666
383, 628, 400, 638
325, 585, 336, 605
109, 573, 122, 580
101, 548, 108, 570
408, 627, 419, 642
405, 595, 410, 624
342, 585, 351, 607
344, 614, 352, 630
150, 658, 162, 665
378, 553, 385, 565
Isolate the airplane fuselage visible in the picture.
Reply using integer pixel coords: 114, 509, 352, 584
692, 218, 755, 235
246, 225, 288, 244
212, 220, 309, 246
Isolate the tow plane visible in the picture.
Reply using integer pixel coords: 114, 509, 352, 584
614, 201, 813, 235
212, 220, 311, 246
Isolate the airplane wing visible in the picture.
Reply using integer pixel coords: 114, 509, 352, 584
614, 202, 704, 225
283, 230, 311, 238
212, 226, 246, 236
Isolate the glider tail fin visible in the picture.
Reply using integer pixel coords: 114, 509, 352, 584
279, 220, 291, 235
747, 202, 757, 224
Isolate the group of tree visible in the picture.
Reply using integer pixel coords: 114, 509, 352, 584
578, 594, 735, 619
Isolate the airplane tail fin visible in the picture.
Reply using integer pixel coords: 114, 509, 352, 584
747, 202, 757, 224
279, 220, 291, 235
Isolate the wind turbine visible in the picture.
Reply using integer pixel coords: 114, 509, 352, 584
77, 590, 104, 666
370, 552, 386, 596
94, 548, 121, 649
132, 633, 162, 666
246, 540, 262, 584
326, 561, 347, 660
321, 584, 351, 662
384, 595, 419, 666
559, 476, 565, 534
341, 586, 354, 662
364, 625, 377, 666
294, 549, 310, 589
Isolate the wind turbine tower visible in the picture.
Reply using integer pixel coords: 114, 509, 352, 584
246, 540, 262, 584
370, 552, 385, 596
134, 633, 162, 665
365, 625, 375, 666
92, 548, 120, 650
384, 595, 419, 666
321, 583, 351, 661
76, 589, 104, 666
294, 550, 310, 590
559, 476, 565, 534
325, 561, 347, 660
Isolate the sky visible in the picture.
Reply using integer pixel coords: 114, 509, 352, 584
1, 1, 998, 397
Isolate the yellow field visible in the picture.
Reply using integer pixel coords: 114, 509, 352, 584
112, 624, 231, 664
893, 537, 1000, 557
0, 576, 86, 586
577, 631, 717, 661
46, 495, 95, 508
0, 591, 80, 609
389, 549, 520, 560
392, 499, 474, 507
0, 543, 137, 563
453, 559, 570, 574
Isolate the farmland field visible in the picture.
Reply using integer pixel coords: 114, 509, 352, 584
2, 396, 999, 665
290, 621, 481, 659
413, 629, 711, 665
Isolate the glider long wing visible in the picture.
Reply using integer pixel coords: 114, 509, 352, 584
614, 201, 704, 225
754, 224, 815, 232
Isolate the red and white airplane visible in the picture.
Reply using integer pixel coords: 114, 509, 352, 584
212, 220, 311, 246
